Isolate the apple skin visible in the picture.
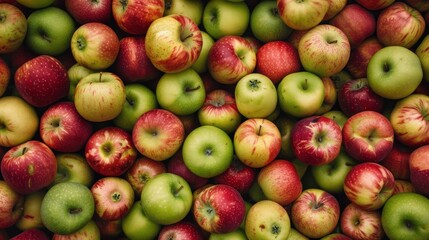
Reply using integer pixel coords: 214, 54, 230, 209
121, 200, 161, 240
346, 37, 383, 79
315, 76, 337, 115
14, 55, 70, 108
276, 0, 329, 30
416, 34, 429, 83
164, 0, 204, 26
320, 233, 352, 240
0, 180, 24, 229
9, 228, 49, 240
0, 57, 10, 97
323, 0, 348, 21
125, 156, 166, 195
379, 142, 412, 180
53, 153, 95, 187
409, 145, 429, 197
0, 3, 27, 54
66, 63, 96, 101
393, 179, 416, 195
1, 140, 57, 195
192, 31, 215, 74
15, 190, 45, 231
167, 150, 208, 191
355, 0, 395, 10
340, 203, 384, 240
274, 115, 297, 159
65, 0, 112, 24
52, 220, 100, 240
213, 157, 257, 195
158, 220, 204, 240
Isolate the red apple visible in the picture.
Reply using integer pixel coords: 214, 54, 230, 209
167, 150, 208, 191
158, 220, 204, 240
340, 203, 384, 240
379, 142, 412, 180
409, 145, 429, 197
213, 157, 257, 195
9, 228, 49, 240
355, 0, 395, 10
125, 156, 166, 195
0, 56, 10, 97
0, 180, 24, 228
64, 0, 112, 24
392, 179, 416, 195
346, 37, 383, 79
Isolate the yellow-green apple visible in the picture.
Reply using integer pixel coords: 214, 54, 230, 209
291, 188, 340, 239
340, 203, 384, 240
64, 0, 112, 24
314, 76, 337, 115
156, 68, 206, 116
255, 40, 301, 85
66, 63, 96, 101
409, 145, 429, 197
16, 0, 54, 8
355, 0, 395, 10
198, 89, 242, 134
274, 115, 296, 159
234, 118, 282, 168
193, 184, 246, 233
277, 71, 325, 118
0, 180, 24, 228
298, 24, 351, 77
53, 153, 95, 187
368, 46, 423, 99
40, 182, 95, 235
10, 228, 49, 240
381, 192, 429, 240
121, 201, 161, 240
346, 37, 383, 79
202, 0, 250, 39
245, 200, 291, 240
145, 14, 202, 73
329, 3, 376, 48
15, 191, 44, 231
140, 173, 193, 225
91, 176, 134, 221
0, 96, 38, 147
338, 78, 386, 117
213, 157, 257, 195
25, 7, 76, 56
182, 125, 233, 178
52, 220, 100, 240
1, 140, 57, 194
416, 35, 429, 82
235, 73, 277, 118
113, 83, 158, 132
85, 126, 137, 177
14, 55, 70, 108
125, 156, 166, 195
0, 57, 10, 96
164, 0, 203, 26
323, 0, 347, 20
344, 162, 395, 210
74, 72, 126, 122
167, 150, 208, 190
376, 2, 425, 48
390, 94, 429, 147
132, 109, 185, 161
112, 0, 164, 35
250, 1, 292, 43
207, 35, 256, 84
393, 179, 416, 195
322, 110, 348, 129
291, 115, 342, 166
0, 3, 27, 54
258, 159, 302, 206
158, 220, 204, 240
379, 142, 412, 180
276, 0, 329, 30
192, 31, 215, 74
39, 101, 93, 153
70, 22, 120, 70
342, 111, 394, 163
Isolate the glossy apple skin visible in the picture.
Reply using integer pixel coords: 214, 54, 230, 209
158, 220, 204, 240
0, 180, 24, 229
346, 37, 383, 78
409, 145, 429, 197
340, 203, 384, 240
125, 156, 166, 195
64, 0, 112, 24
9, 228, 49, 240
213, 158, 257, 195
379, 142, 412, 180
167, 151, 208, 191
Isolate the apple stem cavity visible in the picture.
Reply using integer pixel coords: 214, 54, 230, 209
173, 184, 184, 196
69, 207, 83, 215
301, 79, 309, 90
186, 85, 201, 93
383, 62, 391, 73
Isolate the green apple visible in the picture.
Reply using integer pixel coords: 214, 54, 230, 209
113, 84, 158, 132
156, 68, 206, 116
248, 181, 268, 203
367, 45, 423, 99
415, 34, 429, 82
164, 0, 204, 25
192, 31, 215, 74
382, 192, 429, 240
274, 115, 297, 160
40, 182, 95, 235
250, 0, 292, 42
235, 73, 278, 119
209, 228, 247, 240
287, 227, 310, 240
16, 0, 55, 9
140, 173, 193, 225
322, 110, 348, 129
182, 125, 234, 178
15, 191, 45, 231
203, 0, 250, 39
67, 63, 96, 101
0, 3, 27, 54
53, 153, 94, 187
25, 7, 76, 56
122, 201, 161, 240
277, 71, 325, 118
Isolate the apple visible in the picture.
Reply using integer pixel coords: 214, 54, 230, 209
112, 0, 164, 35
192, 31, 215, 74
0, 96, 39, 147
393, 180, 416, 195
274, 115, 297, 159
376, 2, 425, 49
291, 115, 342, 166
145, 14, 202, 73
53, 153, 94, 187
74, 72, 126, 122
291, 188, 340, 239
40, 182, 95, 235
416, 34, 429, 83
64, 0, 112, 24
235, 73, 278, 118
14, 55, 70, 108
234, 118, 282, 168
1, 140, 57, 194
85, 126, 137, 177
15, 191, 45, 231
250, 1, 292, 43
322, 110, 348, 129
125, 156, 166, 195
0, 57, 10, 97
381, 192, 429, 240
213, 157, 257, 195
340, 203, 384, 240
70, 22, 120, 70
344, 162, 395, 210
164, 0, 204, 26
0, 3, 27, 54
314, 76, 337, 115
405, 0, 429, 12
342, 111, 394, 163
93, 215, 122, 239
298, 24, 351, 77
25, 7, 76, 56
323, 0, 348, 20
167, 150, 208, 191
346, 37, 383, 79
379, 142, 412, 180
182, 125, 234, 178
16, 0, 54, 8
245, 200, 291, 240
255, 40, 301, 85
52, 220, 100, 240
276, 0, 329, 30
140, 173, 193, 225
132, 109, 185, 161
0, 180, 24, 229
277, 71, 325, 118
409, 145, 429, 197
202, 0, 250, 39
355, 0, 395, 10
121, 201, 161, 240
158, 220, 204, 240
9, 228, 49, 240
193, 184, 246, 233
66, 63, 96, 101
207, 35, 256, 84
209, 228, 247, 240
367, 46, 423, 100
258, 159, 302, 206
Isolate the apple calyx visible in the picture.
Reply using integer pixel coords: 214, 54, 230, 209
351, 78, 367, 91
119, 0, 127, 9
75, 36, 88, 51
112, 192, 122, 203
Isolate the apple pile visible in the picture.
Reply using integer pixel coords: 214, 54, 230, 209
1, 0, 429, 239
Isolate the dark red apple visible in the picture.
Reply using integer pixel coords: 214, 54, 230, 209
213, 157, 257, 195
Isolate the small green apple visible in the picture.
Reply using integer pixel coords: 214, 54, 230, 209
67, 63, 96, 101
122, 201, 161, 240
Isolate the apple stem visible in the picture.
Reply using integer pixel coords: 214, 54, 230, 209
186, 85, 201, 92
99, 72, 103, 82
69, 208, 83, 215
257, 124, 263, 135
21, 147, 29, 155
174, 184, 184, 196
182, 33, 194, 42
